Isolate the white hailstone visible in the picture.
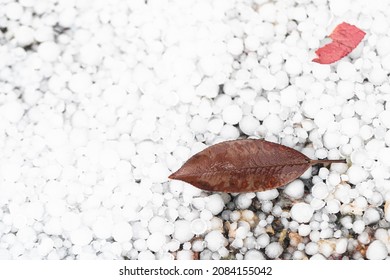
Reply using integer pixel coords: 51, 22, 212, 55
70, 227, 93, 246
38, 41, 60, 62
305, 242, 319, 255
335, 238, 348, 254
192, 240, 205, 252
244, 250, 265, 260
176, 250, 194, 260
379, 110, 390, 129
284, 179, 304, 199
374, 229, 388, 242
263, 114, 283, 134
239, 115, 259, 136
339, 118, 360, 137
102, 85, 127, 107
244, 35, 260, 52
265, 242, 283, 259
352, 220, 365, 234
235, 193, 255, 209
314, 109, 334, 129
190, 219, 207, 235
363, 208, 380, 225
310, 254, 326, 260
220, 124, 240, 140
5, 2, 23, 19
37, 238, 54, 257
205, 230, 226, 252
383, 55, 390, 71
79, 43, 102, 66
46, 199, 66, 217
334, 184, 351, 204
310, 197, 325, 211
378, 148, 390, 167
68, 73, 92, 94
252, 98, 270, 121
205, 194, 225, 215
112, 222, 133, 242
196, 78, 219, 98
1, 163, 21, 182
369, 67, 387, 85
0, 101, 25, 123
298, 224, 311, 237
351, 150, 368, 165
99, 148, 120, 169
347, 165, 368, 185
222, 104, 243, 125
284, 57, 302, 76
337, 61, 356, 80
312, 63, 331, 80
198, 55, 218, 77
190, 115, 208, 133
227, 38, 244, 56
207, 118, 224, 134
173, 220, 194, 243
61, 212, 81, 232
257, 234, 270, 248
366, 240, 388, 260
280, 86, 298, 108
148, 216, 166, 233
327, 173, 341, 187
138, 251, 156, 260
15, 26, 35, 46
337, 81, 355, 99
326, 199, 341, 214
256, 189, 279, 201
236, 223, 250, 239
312, 182, 329, 200
146, 232, 166, 252
302, 99, 320, 119
16, 226, 37, 244
318, 168, 329, 180
291, 203, 313, 223
92, 217, 113, 239
149, 162, 170, 183
329, 0, 350, 16
261, 74, 277, 91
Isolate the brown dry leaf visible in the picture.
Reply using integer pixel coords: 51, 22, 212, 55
169, 139, 345, 193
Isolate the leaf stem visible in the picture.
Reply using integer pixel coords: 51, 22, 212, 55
310, 159, 347, 165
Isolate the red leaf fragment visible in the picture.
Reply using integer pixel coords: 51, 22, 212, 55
169, 139, 346, 193
313, 22, 365, 64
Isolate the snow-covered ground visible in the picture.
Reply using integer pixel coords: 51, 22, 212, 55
0, 0, 390, 260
